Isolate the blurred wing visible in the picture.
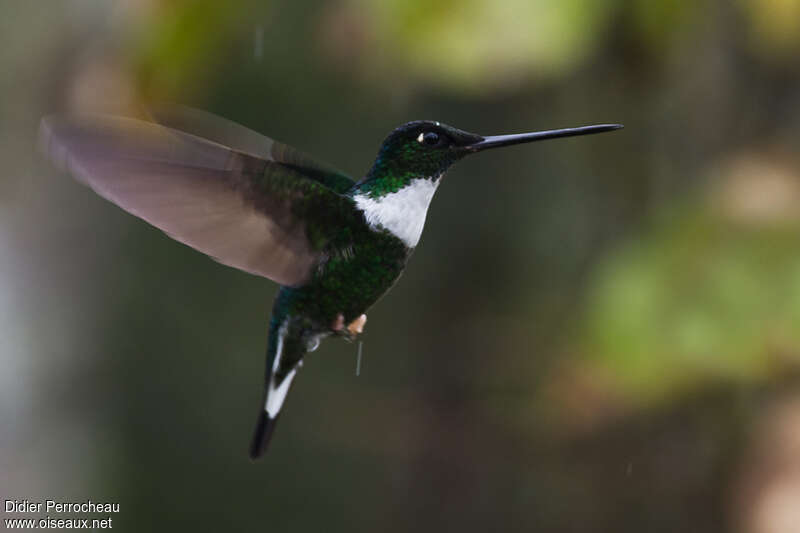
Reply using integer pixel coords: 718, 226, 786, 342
147, 105, 356, 194
40, 114, 351, 286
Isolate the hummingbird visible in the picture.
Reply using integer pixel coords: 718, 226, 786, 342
39, 107, 621, 459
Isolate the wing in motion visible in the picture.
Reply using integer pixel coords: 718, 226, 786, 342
39, 112, 357, 286
146, 105, 356, 194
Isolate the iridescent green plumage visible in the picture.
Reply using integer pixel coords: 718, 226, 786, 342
40, 106, 621, 459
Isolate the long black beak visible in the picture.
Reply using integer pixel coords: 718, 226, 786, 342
464, 124, 623, 152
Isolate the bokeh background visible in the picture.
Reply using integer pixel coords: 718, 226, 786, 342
3, 0, 800, 531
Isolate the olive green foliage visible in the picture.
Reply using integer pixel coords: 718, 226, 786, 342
582, 204, 800, 404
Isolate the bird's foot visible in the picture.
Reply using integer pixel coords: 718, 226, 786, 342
332, 313, 367, 340
348, 314, 367, 335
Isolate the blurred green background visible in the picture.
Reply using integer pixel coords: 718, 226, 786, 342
3, 0, 800, 531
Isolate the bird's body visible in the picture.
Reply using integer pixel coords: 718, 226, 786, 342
252, 200, 413, 456
40, 107, 620, 459
249, 133, 453, 456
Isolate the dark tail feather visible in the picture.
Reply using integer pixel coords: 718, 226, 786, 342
249, 302, 303, 460
249, 409, 279, 460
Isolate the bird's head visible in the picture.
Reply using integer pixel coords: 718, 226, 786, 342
356, 120, 622, 196
357, 121, 480, 193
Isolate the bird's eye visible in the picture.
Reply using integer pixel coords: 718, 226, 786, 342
417, 131, 441, 146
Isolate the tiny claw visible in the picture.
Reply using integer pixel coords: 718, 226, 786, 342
347, 314, 367, 336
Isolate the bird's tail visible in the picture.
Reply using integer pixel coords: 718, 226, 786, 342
249, 305, 307, 460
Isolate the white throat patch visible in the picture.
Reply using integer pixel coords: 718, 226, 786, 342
354, 178, 439, 247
